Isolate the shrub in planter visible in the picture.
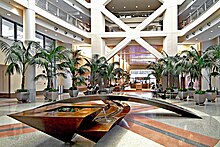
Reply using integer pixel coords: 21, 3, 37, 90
178, 88, 187, 100
47, 89, 59, 101
187, 88, 195, 99
206, 90, 216, 102
194, 90, 206, 106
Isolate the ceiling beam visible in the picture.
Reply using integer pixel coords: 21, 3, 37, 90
105, 37, 131, 60
135, 38, 163, 58
100, 6, 130, 32
135, 5, 166, 31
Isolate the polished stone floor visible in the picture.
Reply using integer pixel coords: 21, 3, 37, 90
0, 92, 220, 147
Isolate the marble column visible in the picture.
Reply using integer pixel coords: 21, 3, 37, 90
23, 0, 36, 102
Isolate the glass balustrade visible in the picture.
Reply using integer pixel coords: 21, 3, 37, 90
35, 0, 91, 32
179, 0, 219, 29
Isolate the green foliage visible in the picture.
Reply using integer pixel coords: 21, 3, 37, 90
33, 42, 71, 89
206, 89, 215, 92
59, 50, 88, 90
203, 44, 220, 90
178, 88, 187, 92
16, 89, 28, 92
0, 40, 42, 90
48, 88, 58, 92
195, 90, 205, 94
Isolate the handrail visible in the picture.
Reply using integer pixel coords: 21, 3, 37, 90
35, 0, 91, 32
179, 0, 219, 29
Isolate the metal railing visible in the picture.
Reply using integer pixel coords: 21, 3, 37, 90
179, 0, 219, 29
35, 0, 91, 32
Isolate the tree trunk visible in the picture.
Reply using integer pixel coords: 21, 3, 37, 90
209, 75, 212, 90
21, 72, 25, 90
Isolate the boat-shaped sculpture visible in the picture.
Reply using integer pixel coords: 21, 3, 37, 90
8, 94, 201, 143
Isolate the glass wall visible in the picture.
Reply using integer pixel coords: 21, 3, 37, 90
2, 19, 14, 40
0, 17, 54, 48
17, 25, 23, 41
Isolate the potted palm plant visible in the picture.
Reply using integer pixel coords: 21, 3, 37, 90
0, 40, 41, 102
146, 60, 164, 97
182, 47, 206, 105
59, 50, 88, 97
33, 43, 70, 101
84, 54, 107, 94
203, 45, 220, 102
174, 54, 190, 100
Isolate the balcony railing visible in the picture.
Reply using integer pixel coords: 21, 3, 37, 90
35, 0, 91, 32
179, 0, 219, 29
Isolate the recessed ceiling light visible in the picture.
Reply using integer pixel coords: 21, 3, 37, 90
124, 6, 126, 9
55, 34, 57, 36
112, 6, 114, 9
80, 16, 82, 18
147, 5, 150, 8
218, 26, 220, 28
195, 38, 198, 40
6, 13, 11, 16
209, 38, 211, 40
136, 6, 138, 8
45, 29, 47, 32
211, 30, 213, 33
56, 0, 59, 2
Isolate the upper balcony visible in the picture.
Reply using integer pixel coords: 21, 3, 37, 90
35, 0, 91, 32
178, 0, 219, 30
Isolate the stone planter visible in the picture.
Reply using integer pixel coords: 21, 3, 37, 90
15, 91, 30, 103
187, 89, 195, 100
46, 91, 58, 101
69, 89, 79, 97
206, 92, 216, 102
194, 93, 206, 106
178, 91, 188, 100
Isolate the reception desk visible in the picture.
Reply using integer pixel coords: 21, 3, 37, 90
130, 83, 151, 89
135, 83, 142, 90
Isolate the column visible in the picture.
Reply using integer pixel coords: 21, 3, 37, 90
91, 0, 106, 56
163, 1, 178, 56
23, 0, 36, 102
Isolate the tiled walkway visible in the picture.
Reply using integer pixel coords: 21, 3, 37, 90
0, 92, 220, 147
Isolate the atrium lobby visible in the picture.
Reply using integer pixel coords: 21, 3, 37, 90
0, 0, 220, 146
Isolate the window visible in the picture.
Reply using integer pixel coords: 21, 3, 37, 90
45, 37, 54, 50
2, 19, 14, 40
17, 25, 23, 41
35, 33, 44, 47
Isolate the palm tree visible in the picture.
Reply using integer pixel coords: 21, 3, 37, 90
174, 54, 190, 89
182, 46, 205, 91
203, 45, 220, 90
0, 40, 41, 91
146, 60, 164, 85
84, 54, 107, 87
33, 43, 71, 90
105, 61, 120, 87
160, 51, 178, 89
59, 50, 88, 90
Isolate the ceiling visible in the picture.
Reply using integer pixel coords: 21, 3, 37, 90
106, 0, 162, 13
